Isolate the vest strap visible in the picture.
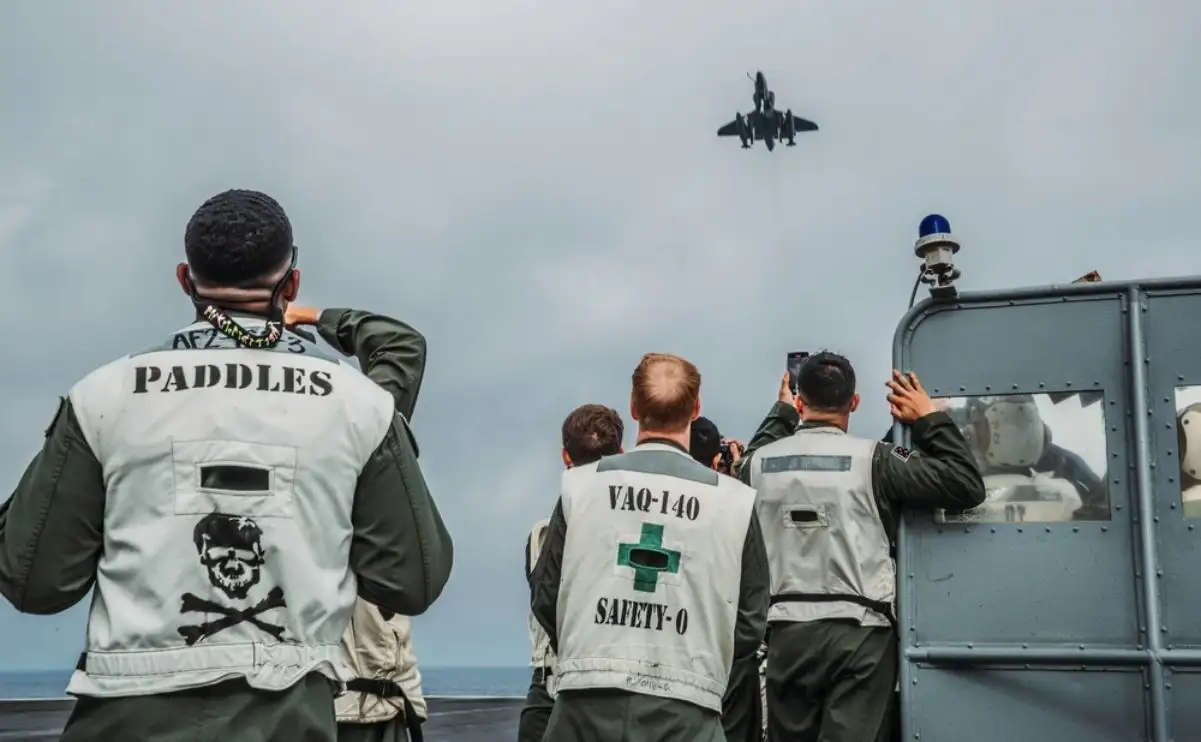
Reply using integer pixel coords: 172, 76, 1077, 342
344, 678, 425, 741
769, 592, 896, 627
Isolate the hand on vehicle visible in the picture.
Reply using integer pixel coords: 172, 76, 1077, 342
886, 370, 937, 424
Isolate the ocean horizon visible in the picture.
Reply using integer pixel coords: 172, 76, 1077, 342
0, 666, 531, 699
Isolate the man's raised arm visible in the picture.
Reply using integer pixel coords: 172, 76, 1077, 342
349, 414, 453, 616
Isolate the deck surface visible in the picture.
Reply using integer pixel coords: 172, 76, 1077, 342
0, 696, 523, 741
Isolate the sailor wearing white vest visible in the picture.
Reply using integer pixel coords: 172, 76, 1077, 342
741, 354, 984, 742
518, 404, 625, 742
336, 602, 429, 742
531, 353, 770, 742
0, 190, 454, 742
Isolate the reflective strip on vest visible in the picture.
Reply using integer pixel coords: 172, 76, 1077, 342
67, 321, 395, 697
751, 427, 895, 627
552, 442, 755, 713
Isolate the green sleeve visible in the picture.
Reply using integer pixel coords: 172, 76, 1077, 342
872, 411, 986, 514
735, 402, 801, 485
530, 498, 566, 654
316, 308, 427, 421
349, 415, 453, 616
0, 398, 105, 615
722, 513, 770, 740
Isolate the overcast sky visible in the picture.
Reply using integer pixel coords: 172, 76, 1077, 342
2, 1, 1200, 674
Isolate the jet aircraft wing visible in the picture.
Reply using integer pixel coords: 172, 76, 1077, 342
789, 114, 819, 132
717, 119, 743, 136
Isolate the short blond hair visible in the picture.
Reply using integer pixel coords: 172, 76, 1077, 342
631, 353, 701, 432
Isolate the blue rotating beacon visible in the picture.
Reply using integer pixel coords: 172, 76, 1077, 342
913, 213, 962, 299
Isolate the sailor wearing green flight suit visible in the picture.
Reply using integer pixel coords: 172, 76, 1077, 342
532, 353, 771, 742
0, 189, 454, 742
736, 353, 984, 742
519, 404, 626, 742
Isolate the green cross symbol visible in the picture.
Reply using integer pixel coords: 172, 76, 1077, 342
617, 523, 681, 593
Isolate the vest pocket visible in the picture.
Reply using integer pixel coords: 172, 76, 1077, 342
172, 439, 298, 519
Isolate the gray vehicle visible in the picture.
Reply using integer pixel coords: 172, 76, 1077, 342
889, 217, 1201, 742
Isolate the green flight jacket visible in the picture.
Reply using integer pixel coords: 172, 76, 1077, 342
0, 308, 453, 742
734, 402, 987, 544
530, 442, 772, 742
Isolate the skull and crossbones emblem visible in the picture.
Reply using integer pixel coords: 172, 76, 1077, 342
179, 513, 288, 645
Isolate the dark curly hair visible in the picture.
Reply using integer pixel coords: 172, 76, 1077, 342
562, 404, 624, 466
797, 350, 857, 412
184, 189, 294, 287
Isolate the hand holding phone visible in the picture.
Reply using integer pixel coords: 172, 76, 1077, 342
786, 351, 810, 397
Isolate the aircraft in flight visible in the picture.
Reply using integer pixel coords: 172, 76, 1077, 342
717, 71, 818, 151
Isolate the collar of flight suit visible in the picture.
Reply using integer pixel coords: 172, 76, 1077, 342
796, 419, 846, 434
634, 438, 692, 456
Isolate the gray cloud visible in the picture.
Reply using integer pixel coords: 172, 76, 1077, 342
2, 0, 1200, 671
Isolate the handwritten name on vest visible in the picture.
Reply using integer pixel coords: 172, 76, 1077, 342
594, 597, 690, 636
133, 364, 333, 396
608, 485, 700, 521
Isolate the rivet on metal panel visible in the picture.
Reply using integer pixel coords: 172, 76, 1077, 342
1111, 425, 1118, 431
1078, 645, 1085, 650
1150, 462, 1157, 469
1154, 516, 1160, 522
1188, 524, 1195, 531
1156, 569, 1163, 576
1179, 376, 1186, 381
908, 573, 914, 578
1016, 527, 1023, 533
1170, 503, 1177, 510
967, 643, 973, 648
1109, 399, 1115, 405
990, 527, 996, 533
1072, 526, 1079, 533
1039, 382, 1045, 388
1115, 504, 1122, 510
1021, 643, 1028, 648
1161, 626, 1168, 633
1012, 384, 1018, 390
1102, 526, 1108, 532
1112, 452, 1119, 458
959, 386, 965, 392
1165, 682, 1172, 690
1045, 527, 1052, 533
1066, 381, 1073, 387
1165, 397, 1171, 403
984, 385, 991, 391
1139, 626, 1146, 633
1166, 423, 1173, 429
932, 388, 939, 393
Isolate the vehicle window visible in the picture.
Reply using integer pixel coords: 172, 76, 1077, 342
932, 392, 1111, 523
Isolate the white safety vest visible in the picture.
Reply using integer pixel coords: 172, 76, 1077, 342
751, 426, 894, 627
551, 442, 756, 713
526, 518, 557, 671
336, 599, 427, 724
65, 319, 396, 698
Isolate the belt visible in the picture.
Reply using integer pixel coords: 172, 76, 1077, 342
345, 678, 425, 742
769, 592, 897, 628
532, 667, 553, 685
